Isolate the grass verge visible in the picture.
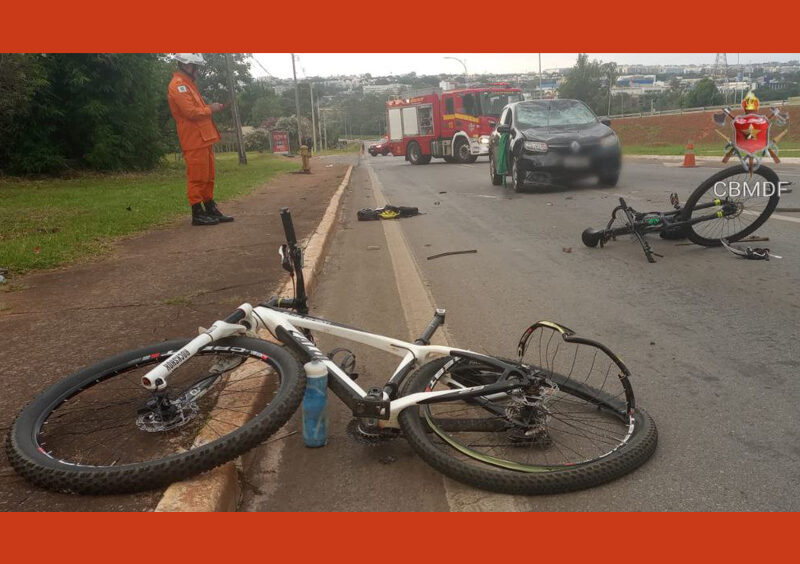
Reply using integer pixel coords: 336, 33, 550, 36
0, 151, 299, 274
623, 140, 800, 157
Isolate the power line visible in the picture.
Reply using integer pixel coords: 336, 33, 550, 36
250, 55, 274, 78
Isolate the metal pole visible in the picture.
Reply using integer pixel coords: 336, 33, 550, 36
321, 109, 327, 150
225, 53, 247, 165
538, 53, 542, 99
444, 56, 468, 85
317, 101, 323, 150
291, 53, 302, 152
309, 82, 316, 153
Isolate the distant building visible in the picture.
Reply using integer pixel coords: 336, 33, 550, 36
363, 83, 407, 94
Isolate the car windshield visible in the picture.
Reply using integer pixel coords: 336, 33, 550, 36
480, 92, 524, 116
516, 100, 597, 128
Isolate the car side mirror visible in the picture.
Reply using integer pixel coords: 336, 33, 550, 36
599, 117, 612, 126
496, 124, 511, 134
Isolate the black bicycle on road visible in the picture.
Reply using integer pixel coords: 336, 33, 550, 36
581, 165, 782, 262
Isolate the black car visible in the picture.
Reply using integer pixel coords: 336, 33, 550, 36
488, 99, 621, 191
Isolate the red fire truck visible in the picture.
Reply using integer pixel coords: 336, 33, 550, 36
386, 85, 523, 165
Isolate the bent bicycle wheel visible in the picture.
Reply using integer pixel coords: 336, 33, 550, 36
7, 337, 304, 494
681, 165, 780, 247
398, 324, 657, 495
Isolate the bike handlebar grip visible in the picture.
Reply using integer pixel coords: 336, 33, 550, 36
223, 309, 247, 324
280, 208, 297, 246
582, 228, 602, 248
416, 311, 446, 345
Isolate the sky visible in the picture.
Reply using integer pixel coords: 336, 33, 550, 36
250, 53, 800, 80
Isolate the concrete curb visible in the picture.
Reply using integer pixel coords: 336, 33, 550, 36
155, 164, 354, 512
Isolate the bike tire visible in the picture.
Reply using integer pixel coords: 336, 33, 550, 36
6, 337, 304, 494
682, 165, 780, 247
398, 356, 657, 495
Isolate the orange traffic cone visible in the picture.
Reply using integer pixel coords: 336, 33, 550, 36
682, 141, 696, 168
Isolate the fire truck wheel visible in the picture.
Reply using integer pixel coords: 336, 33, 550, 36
455, 138, 472, 163
407, 142, 430, 165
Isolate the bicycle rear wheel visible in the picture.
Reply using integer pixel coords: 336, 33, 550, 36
682, 165, 780, 247
7, 337, 304, 494
398, 335, 657, 494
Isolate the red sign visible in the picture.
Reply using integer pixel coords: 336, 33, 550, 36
271, 130, 290, 154
733, 114, 770, 156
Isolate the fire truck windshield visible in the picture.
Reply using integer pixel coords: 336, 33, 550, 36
480, 91, 524, 116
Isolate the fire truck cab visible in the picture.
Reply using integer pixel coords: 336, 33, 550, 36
386, 85, 523, 165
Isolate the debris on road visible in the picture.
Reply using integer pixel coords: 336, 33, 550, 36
367, 245, 380, 251
721, 238, 781, 260
358, 205, 420, 221
562, 247, 573, 253
427, 249, 477, 261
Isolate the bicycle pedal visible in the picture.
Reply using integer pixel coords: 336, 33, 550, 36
669, 192, 681, 209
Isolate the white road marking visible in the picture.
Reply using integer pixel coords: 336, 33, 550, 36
364, 159, 521, 513
743, 210, 800, 224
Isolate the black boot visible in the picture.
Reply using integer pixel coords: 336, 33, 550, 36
191, 203, 219, 226
203, 199, 234, 223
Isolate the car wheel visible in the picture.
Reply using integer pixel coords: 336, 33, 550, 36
511, 156, 524, 192
489, 153, 502, 186
598, 171, 620, 187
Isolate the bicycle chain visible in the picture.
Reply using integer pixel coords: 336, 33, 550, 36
346, 419, 401, 446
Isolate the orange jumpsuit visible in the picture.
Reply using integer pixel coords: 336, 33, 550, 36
167, 71, 221, 205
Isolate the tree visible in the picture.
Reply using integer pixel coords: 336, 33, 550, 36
195, 53, 252, 129
558, 54, 618, 115
684, 78, 723, 108
2, 53, 167, 174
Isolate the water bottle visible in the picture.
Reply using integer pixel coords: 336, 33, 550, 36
302, 360, 328, 447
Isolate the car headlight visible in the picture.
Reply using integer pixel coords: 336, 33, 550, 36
524, 141, 548, 153
480, 136, 490, 144
601, 135, 619, 147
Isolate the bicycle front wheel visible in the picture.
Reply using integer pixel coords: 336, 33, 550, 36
398, 354, 657, 495
7, 337, 304, 494
682, 165, 780, 247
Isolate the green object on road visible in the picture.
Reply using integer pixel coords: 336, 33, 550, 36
496, 133, 510, 188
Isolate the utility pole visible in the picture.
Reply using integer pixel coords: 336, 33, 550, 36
291, 53, 302, 152
538, 53, 542, 99
317, 101, 323, 150
309, 82, 316, 152
225, 53, 247, 165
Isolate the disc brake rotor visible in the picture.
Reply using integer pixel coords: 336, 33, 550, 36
136, 398, 199, 433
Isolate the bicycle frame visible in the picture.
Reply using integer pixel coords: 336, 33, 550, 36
140, 301, 531, 429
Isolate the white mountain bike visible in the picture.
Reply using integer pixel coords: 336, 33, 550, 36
7, 209, 657, 496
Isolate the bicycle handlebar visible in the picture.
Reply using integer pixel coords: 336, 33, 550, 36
276, 208, 309, 315
280, 207, 297, 245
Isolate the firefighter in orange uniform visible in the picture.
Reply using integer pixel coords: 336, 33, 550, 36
168, 53, 233, 226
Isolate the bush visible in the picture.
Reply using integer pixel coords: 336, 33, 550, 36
244, 129, 271, 152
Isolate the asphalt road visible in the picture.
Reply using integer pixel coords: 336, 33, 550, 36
245, 153, 800, 511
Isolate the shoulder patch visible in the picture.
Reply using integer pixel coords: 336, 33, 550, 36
177, 85, 188, 93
